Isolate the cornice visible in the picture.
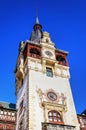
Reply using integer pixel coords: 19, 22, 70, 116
42, 101, 67, 112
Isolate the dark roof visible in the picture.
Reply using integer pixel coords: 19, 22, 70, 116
0, 101, 16, 110
81, 109, 86, 115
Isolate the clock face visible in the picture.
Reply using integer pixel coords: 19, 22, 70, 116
45, 50, 53, 57
47, 92, 57, 101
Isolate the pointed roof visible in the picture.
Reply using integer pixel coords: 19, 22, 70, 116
33, 15, 42, 30
36, 15, 39, 24
30, 15, 42, 42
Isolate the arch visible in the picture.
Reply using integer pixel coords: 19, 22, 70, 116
56, 55, 66, 65
48, 110, 63, 124
30, 48, 40, 55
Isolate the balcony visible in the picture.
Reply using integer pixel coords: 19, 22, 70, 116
42, 123, 75, 130
29, 53, 41, 59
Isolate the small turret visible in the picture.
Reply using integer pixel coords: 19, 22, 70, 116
30, 16, 42, 43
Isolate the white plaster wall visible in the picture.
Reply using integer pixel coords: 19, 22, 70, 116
28, 69, 79, 130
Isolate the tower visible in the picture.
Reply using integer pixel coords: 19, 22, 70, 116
15, 16, 80, 130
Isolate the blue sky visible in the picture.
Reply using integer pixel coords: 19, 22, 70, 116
0, 0, 86, 114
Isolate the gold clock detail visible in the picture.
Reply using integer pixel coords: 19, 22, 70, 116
47, 92, 57, 101
45, 50, 53, 57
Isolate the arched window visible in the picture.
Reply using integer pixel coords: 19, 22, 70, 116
48, 110, 63, 124
30, 48, 40, 55
56, 55, 66, 65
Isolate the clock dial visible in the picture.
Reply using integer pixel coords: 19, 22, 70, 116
45, 50, 53, 57
47, 92, 57, 101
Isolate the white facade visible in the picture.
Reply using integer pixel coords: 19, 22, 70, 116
15, 23, 80, 130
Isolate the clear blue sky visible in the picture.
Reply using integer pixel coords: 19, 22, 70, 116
0, 0, 86, 114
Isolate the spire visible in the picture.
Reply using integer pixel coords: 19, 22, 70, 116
30, 15, 42, 43
33, 15, 42, 30
36, 15, 39, 24
36, 8, 39, 24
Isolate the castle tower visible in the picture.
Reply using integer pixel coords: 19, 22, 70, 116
15, 16, 80, 130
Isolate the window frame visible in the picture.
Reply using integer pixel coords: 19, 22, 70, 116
46, 67, 53, 77
48, 110, 63, 124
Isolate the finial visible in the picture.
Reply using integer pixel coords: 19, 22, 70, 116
30, 11, 42, 42
33, 10, 42, 30
36, 8, 39, 24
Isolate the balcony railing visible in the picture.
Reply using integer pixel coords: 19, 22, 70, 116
30, 53, 41, 59
42, 123, 75, 130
